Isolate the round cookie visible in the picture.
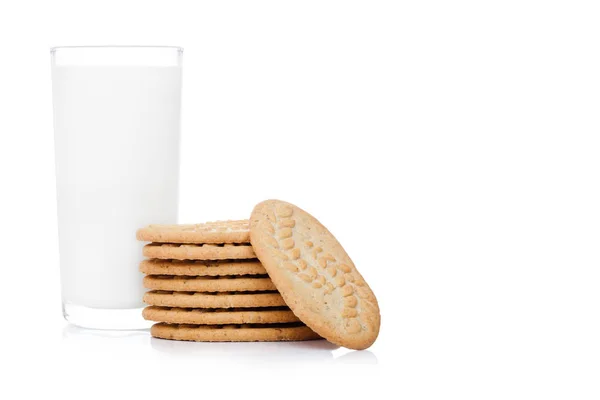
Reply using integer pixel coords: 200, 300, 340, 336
249, 200, 380, 350
143, 290, 287, 308
140, 259, 267, 276
143, 306, 300, 325
137, 220, 250, 244
143, 275, 276, 292
143, 242, 255, 260
151, 323, 321, 342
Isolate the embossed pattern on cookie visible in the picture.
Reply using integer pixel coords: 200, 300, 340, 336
249, 200, 380, 350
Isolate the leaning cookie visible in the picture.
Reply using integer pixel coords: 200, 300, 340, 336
249, 200, 380, 350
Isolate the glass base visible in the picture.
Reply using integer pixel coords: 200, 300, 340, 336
62, 303, 151, 330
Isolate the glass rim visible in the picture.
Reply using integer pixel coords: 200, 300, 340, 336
50, 45, 183, 53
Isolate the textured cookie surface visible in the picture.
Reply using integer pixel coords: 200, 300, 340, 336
143, 306, 300, 325
151, 323, 321, 342
137, 220, 249, 244
143, 290, 287, 308
143, 275, 276, 292
143, 243, 255, 260
250, 200, 380, 350
140, 259, 267, 276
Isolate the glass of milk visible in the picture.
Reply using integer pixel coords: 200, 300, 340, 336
51, 46, 183, 329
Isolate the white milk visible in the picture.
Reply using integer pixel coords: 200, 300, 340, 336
52, 66, 181, 309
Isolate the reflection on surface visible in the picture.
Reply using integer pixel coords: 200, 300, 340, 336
63, 324, 150, 340
334, 349, 378, 364
62, 324, 151, 349
151, 338, 338, 364
151, 338, 378, 364
62, 324, 378, 364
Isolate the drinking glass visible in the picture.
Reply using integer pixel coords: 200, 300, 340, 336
51, 46, 183, 329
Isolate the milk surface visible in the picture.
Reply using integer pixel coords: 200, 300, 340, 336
52, 66, 181, 308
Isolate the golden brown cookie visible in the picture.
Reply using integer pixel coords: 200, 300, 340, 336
143, 275, 276, 292
137, 220, 250, 244
143, 242, 255, 260
143, 290, 287, 308
140, 259, 267, 276
143, 306, 300, 325
151, 322, 321, 342
249, 200, 380, 350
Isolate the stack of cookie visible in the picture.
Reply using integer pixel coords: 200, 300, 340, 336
136, 220, 321, 342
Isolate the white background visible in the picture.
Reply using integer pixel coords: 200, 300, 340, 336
0, 1, 599, 399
